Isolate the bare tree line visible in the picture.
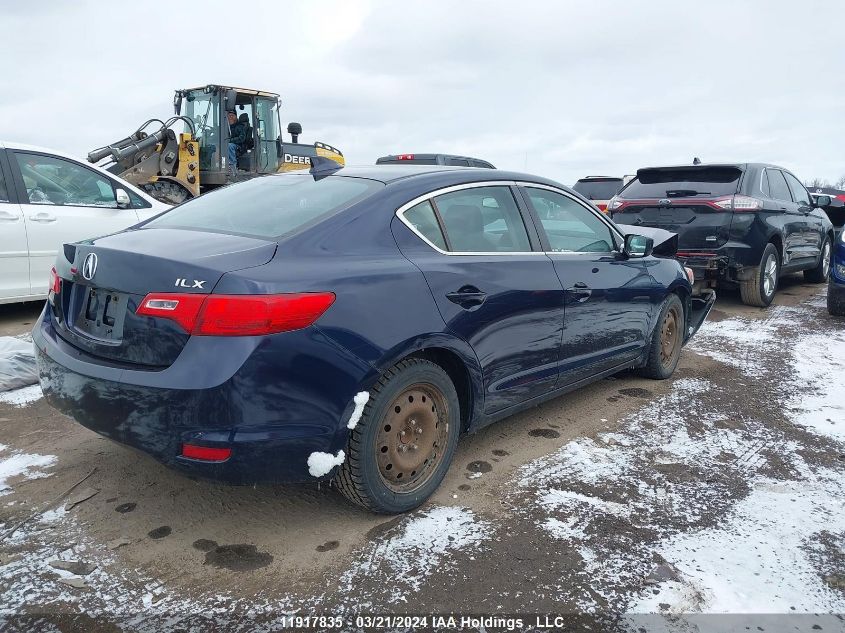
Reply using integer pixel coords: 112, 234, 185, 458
804, 175, 845, 190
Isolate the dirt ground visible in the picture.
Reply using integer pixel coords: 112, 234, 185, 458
0, 278, 843, 631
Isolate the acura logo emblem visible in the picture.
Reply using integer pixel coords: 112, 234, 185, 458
82, 253, 98, 281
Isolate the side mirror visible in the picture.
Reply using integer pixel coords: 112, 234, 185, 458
115, 188, 131, 209
813, 195, 832, 208
623, 233, 653, 258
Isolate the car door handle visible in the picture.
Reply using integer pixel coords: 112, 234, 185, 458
29, 211, 57, 223
0, 210, 20, 221
446, 286, 487, 309
566, 282, 592, 303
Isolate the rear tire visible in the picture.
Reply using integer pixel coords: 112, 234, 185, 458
336, 358, 460, 514
638, 293, 684, 380
804, 236, 831, 283
740, 243, 779, 307
142, 181, 192, 206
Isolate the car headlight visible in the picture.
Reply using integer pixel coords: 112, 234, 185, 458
836, 263, 845, 278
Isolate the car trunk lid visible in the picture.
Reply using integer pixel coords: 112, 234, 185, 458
51, 228, 277, 367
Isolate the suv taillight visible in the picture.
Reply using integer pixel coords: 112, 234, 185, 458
712, 195, 763, 212
48, 266, 61, 300
136, 292, 336, 336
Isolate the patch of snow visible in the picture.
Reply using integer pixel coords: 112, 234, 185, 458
629, 472, 845, 613
346, 391, 370, 429
787, 331, 845, 441
337, 506, 490, 603
306, 450, 344, 477
0, 447, 56, 495
688, 306, 805, 378
0, 384, 43, 407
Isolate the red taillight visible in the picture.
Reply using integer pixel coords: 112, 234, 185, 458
181, 444, 231, 462
397, 154, 415, 160
596, 202, 608, 213
49, 267, 61, 297
136, 292, 336, 336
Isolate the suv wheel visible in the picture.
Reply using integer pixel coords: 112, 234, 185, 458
741, 243, 780, 307
804, 236, 831, 283
336, 358, 460, 514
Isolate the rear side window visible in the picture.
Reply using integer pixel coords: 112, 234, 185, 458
431, 186, 531, 253
766, 169, 792, 202
148, 174, 382, 239
572, 179, 623, 201
404, 200, 447, 251
445, 158, 470, 166
783, 172, 810, 206
621, 167, 742, 198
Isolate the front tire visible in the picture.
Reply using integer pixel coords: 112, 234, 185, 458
829, 280, 845, 316
740, 243, 779, 307
804, 236, 831, 283
336, 358, 460, 514
638, 293, 685, 380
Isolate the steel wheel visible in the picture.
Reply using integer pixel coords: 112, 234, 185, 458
659, 304, 682, 368
762, 253, 778, 298
374, 383, 449, 493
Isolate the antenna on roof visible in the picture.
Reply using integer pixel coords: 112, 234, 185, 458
693, 157, 702, 165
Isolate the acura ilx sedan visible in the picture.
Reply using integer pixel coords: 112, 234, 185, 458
33, 163, 714, 513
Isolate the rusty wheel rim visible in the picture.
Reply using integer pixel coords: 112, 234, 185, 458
375, 383, 449, 493
660, 305, 681, 367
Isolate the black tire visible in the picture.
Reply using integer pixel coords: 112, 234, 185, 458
740, 243, 779, 307
142, 181, 192, 205
804, 236, 832, 283
829, 280, 845, 316
335, 358, 460, 514
638, 293, 685, 380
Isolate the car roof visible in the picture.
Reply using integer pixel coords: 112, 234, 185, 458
298, 164, 562, 187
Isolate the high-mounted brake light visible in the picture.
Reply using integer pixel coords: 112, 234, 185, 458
181, 444, 232, 462
397, 154, 415, 160
136, 292, 336, 336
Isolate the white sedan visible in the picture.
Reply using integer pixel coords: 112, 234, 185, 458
0, 141, 169, 304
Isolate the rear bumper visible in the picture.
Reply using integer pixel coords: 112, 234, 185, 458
32, 306, 374, 484
685, 289, 716, 344
677, 242, 760, 290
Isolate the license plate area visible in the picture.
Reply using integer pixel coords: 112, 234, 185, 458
73, 287, 128, 343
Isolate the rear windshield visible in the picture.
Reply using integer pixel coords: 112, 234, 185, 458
621, 167, 742, 198
147, 174, 382, 239
572, 179, 623, 201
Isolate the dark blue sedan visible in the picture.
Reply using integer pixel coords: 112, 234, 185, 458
33, 165, 714, 513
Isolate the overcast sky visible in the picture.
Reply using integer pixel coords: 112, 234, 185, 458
1, 0, 843, 185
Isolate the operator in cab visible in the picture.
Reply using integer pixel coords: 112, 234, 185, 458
226, 110, 248, 177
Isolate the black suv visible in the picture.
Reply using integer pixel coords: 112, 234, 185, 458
610, 163, 834, 307
376, 153, 495, 168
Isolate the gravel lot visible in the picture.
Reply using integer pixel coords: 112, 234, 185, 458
0, 278, 843, 631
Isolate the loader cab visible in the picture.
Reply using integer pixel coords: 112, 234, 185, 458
176, 84, 282, 187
